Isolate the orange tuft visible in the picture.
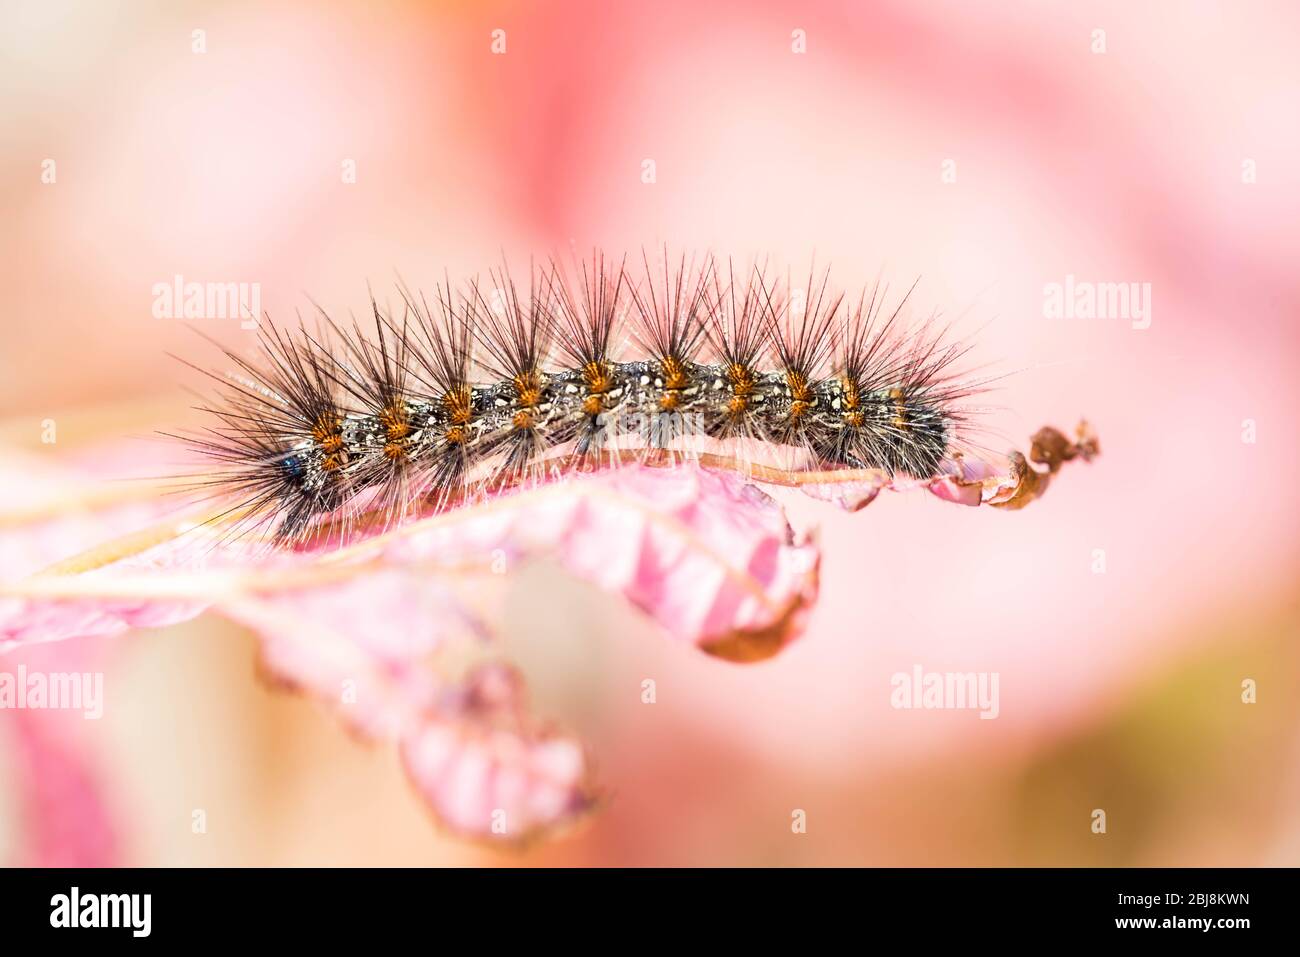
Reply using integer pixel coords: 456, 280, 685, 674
312, 413, 344, 454
660, 355, 688, 391
727, 362, 755, 397
840, 376, 861, 411
443, 387, 472, 425
583, 361, 613, 395
514, 371, 542, 408
785, 370, 811, 404
889, 387, 909, 431
379, 403, 410, 444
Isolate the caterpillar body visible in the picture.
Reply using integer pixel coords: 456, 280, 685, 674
179, 253, 992, 545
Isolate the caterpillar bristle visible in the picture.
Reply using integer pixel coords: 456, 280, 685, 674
173, 251, 1006, 547
317, 303, 421, 531
541, 252, 626, 459
623, 251, 714, 442
762, 266, 843, 462
168, 322, 357, 548
544, 251, 624, 373
467, 265, 557, 485
698, 261, 776, 446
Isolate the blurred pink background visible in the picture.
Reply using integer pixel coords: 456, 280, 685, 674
2, 0, 1298, 865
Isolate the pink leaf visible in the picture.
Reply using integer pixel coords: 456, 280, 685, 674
0, 424, 1093, 842
1, 463, 819, 840
400, 664, 596, 843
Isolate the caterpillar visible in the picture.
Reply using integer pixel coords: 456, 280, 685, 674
175, 251, 1004, 547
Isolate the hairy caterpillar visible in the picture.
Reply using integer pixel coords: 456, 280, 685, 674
175, 251, 1025, 546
